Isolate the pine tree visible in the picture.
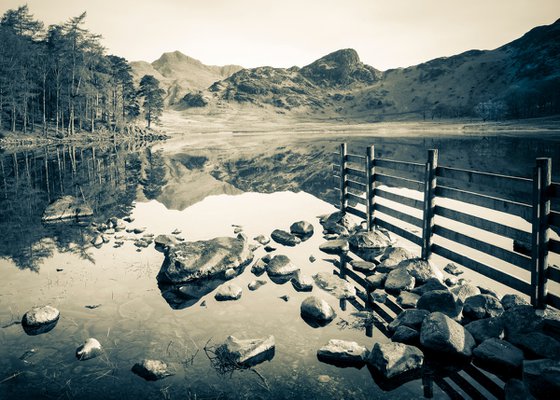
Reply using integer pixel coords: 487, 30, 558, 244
138, 75, 164, 128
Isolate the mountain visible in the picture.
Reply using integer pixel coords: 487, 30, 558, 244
130, 51, 243, 106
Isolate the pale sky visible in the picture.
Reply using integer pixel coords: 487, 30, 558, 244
1, 0, 559, 70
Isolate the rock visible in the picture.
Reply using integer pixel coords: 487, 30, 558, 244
291, 270, 313, 292
444, 263, 463, 276
399, 258, 443, 285
348, 230, 391, 260
175, 236, 186, 242
320, 212, 350, 235
261, 254, 272, 264
366, 273, 387, 290
134, 239, 150, 248
104, 228, 115, 235
253, 235, 271, 245
501, 294, 529, 310
76, 338, 103, 361
317, 339, 368, 365
248, 279, 267, 291
91, 235, 103, 247
267, 255, 299, 276
216, 335, 275, 367
508, 332, 560, 360
417, 290, 462, 319
377, 247, 415, 272
523, 359, 560, 398
250, 259, 267, 276
392, 326, 420, 345
271, 229, 301, 246
444, 276, 459, 287
123, 216, 134, 223
465, 317, 504, 344
214, 284, 242, 301
279, 295, 290, 302
368, 342, 424, 379
264, 245, 277, 252
290, 221, 314, 237
309, 255, 316, 263
504, 379, 535, 400
370, 289, 387, 303
411, 277, 448, 296
478, 286, 499, 299
22, 305, 60, 327
157, 237, 253, 284
42, 195, 93, 221
451, 283, 481, 303
388, 309, 430, 333
463, 294, 504, 320
234, 227, 243, 234
313, 272, 355, 299
133, 227, 146, 234
300, 296, 336, 325
171, 228, 181, 235
350, 260, 377, 274
131, 359, 173, 381
323, 233, 340, 240
473, 338, 524, 372
384, 268, 415, 294
237, 232, 247, 241
502, 305, 545, 338
420, 312, 476, 358
319, 239, 349, 254
397, 291, 420, 309
224, 268, 237, 279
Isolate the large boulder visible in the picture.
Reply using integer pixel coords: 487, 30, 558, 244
384, 267, 415, 294
317, 339, 368, 365
216, 335, 275, 367
508, 332, 560, 360
214, 284, 242, 301
368, 342, 424, 379
348, 230, 391, 261
319, 239, 349, 254
290, 221, 314, 237
377, 247, 415, 272
472, 338, 524, 373
132, 359, 173, 381
463, 294, 504, 320
388, 309, 429, 333
266, 255, 299, 276
313, 272, 355, 299
398, 258, 443, 285
22, 305, 60, 335
417, 290, 462, 319
523, 359, 560, 398
157, 237, 253, 284
76, 338, 103, 361
271, 229, 301, 246
465, 317, 504, 344
420, 312, 476, 358
291, 270, 313, 292
42, 195, 93, 222
300, 296, 336, 325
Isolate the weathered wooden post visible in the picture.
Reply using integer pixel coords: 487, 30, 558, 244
339, 143, 347, 214
365, 145, 375, 231
531, 157, 551, 309
421, 149, 438, 260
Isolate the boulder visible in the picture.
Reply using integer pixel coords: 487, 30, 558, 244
350, 260, 377, 275
366, 273, 387, 290
217, 335, 275, 367
377, 247, 415, 272
214, 284, 242, 301
319, 239, 349, 254
397, 291, 420, 309
320, 212, 350, 235
22, 305, 60, 327
264, 245, 277, 252
157, 237, 253, 284
291, 270, 313, 292
155, 234, 178, 249
411, 277, 448, 296
478, 286, 499, 299
508, 332, 560, 360
388, 309, 429, 333
384, 268, 415, 294
463, 294, 504, 320
465, 317, 504, 344
271, 229, 301, 246
501, 294, 529, 310
473, 338, 524, 372
504, 379, 535, 400
444, 263, 463, 276
502, 305, 545, 338
290, 221, 314, 237
253, 235, 271, 245
42, 195, 93, 221
251, 259, 267, 276
348, 230, 391, 260
317, 339, 368, 365
523, 359, 560, 398
248, 279, 267, 291
266, 255, 299, 276
444, 276, 459, 287
131, 359, 173, 381
420, 312, 476, 358
300, 296, 336, 325
76, 338, 103, 361
370, 289, 387, 303
399, 258, 443, 285
451, 283, 481, 303
417, 290, 462, 319
368, 342, 424, 379
392, 326, 420, 345
313, 272, 355, 299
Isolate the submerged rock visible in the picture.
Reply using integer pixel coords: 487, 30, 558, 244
266, 255, 299, 276
291, 270, 313, 292
271, 229, 301, 246
214, 284, 242, 301
290, 221, 314, 237
313, 272, 355, 299
300, 296, 336, 325
248, 279, 267, 291
157, 237, 253, 284
131, 359, 173, 381
42, 195, 93, 222
319, 239, 349, 254
317, 339, 368, 365
369, 342, 424, 379
76, 338, 103, 361
420, 312, 476, 358
217, 335, 275, 367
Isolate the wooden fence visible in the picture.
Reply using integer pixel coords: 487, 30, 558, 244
333, 143, 560, 309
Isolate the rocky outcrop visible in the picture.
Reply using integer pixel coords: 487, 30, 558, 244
368, 342, 424, 379
300, 296, 336, 325
271, 229, 301, 246
76, 338, 103, 361
317, 339, 368, 365
266, 255, 299, 276
132, 359, 173, 381
42, 195, 93, 222
216, 335, 275, 367
313, 272, 355, 299
420, 312, 476, 358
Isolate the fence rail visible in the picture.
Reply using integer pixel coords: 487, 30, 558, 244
333, 144, 559, 309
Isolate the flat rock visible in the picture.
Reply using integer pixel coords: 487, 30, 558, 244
463, 294, 504, 320
368, 342, 424, 379
291, 270, 313, 292
473, 338, 524, 372
290, 221, 314, 237
266, 255, 299, 276
313, 272, 354, 299
271, 229, 301, 246
508, 332, 560, 360
248, 279, 267, 291
397, 291, 420, 309
350, 260, 377, 274
300, 296, 336, 324
319, 239, 349, 254
132, 359, 173, 381
417, 290, 462, 319
465, 317, 504, 344
501, 294, 529, 310
420, 312, 476, 358
399, 258, 443, 285
392, 326, 420, 345
444, 263, 463, 276
76, 338, 103, 361
366, 273, 387, 290
317, 339, 368, 365
217, 335, 275, 366
42, 195, 93, 221
388, 309, 430, 333
523, 359, 560, 398
214, 284, 243, 301
377, 247, 415, 272
384, 267, 415, 294
157, 237, 253, 284
370, 289, 387, 303
253, 235, 271, 245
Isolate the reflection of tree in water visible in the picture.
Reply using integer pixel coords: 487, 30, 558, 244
142, 149, 167, 200
0, 143, 145, 271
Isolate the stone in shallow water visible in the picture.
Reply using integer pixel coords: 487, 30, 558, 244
264, 245, 277, 252
290, 221, 314, 237
22, 305, 60, 327
291, 270, 313, 292
271, 229, 301, 246
251, 259, 267, 276
317, 339, 368, 365
366, 273, 387, 290
300, 296, 336, 325
313, 272, 355, 299
253, 235, 270, 245
398, 258, 443, 285
473, 338, 524, 373
368, 342, 424, 379
217, 335, 275, 367
214, 284, 242, 301
42, 195, 93, 221
348, 230, 391, 260
370, 289, 387, 303
397, 291, 420, 309
266, 255, 299, 276
350, 260, 376, 274
444, 263, 463, 276
319, 239, 349, 254
154, 234, 178, 250
76, 338, 103, 361
91, 235, 104, 247
377, 247, 415, 272
384, 268, 415, 294
420, 312, 476, 358
248, 279, 267, 291
131, 359, 173, 381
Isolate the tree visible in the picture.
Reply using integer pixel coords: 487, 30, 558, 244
138, 75, 164, 128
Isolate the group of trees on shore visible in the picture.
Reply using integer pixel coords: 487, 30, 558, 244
0, 5, 165, 137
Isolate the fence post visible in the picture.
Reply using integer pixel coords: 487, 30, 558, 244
339, 143, 347, 214
421, 149, 438, 260
531, 157, 551, 309
365, 145, 375, 231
